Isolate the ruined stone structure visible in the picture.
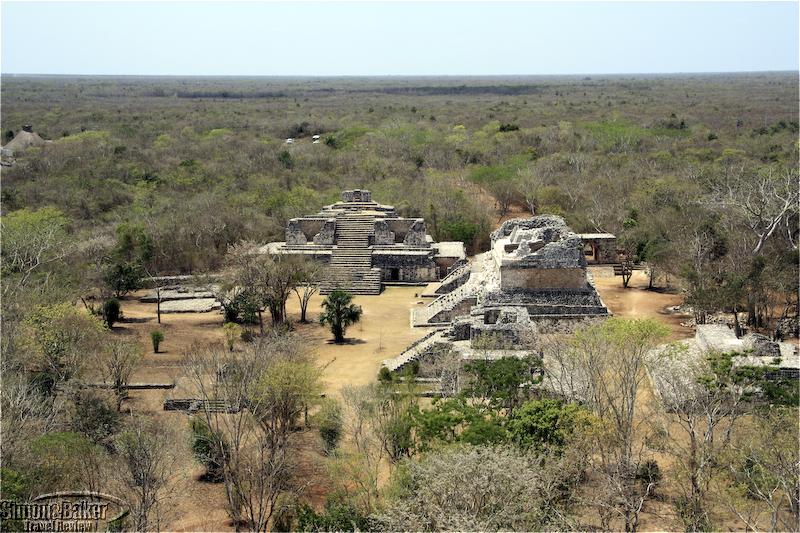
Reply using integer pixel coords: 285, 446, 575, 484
647, 324, 799, 408
263, 189, 465, 295
578, 233, 618, 264
384, 216, 610, 376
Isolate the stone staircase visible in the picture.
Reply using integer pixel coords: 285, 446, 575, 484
411, 277, 480, 326
382, 329, 447, 373
319, 214, 382, 295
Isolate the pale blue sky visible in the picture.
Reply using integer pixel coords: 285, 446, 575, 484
2, 1, 798, 75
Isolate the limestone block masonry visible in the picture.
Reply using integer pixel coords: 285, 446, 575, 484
263, 189, 466, 295
388, 215, 611, 377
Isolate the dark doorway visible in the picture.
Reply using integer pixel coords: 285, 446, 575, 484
390, 268, 400, 281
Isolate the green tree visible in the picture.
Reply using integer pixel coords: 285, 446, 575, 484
23, 303, 105, 397
189, 417, 226, 482
102, 298, 121, 328
462, 351, 542, 416
70, 391, 121, 445
27, 432, 107, 494
319, 290, 362, 343
316, 398, 343, 454
508, 399, 590, 453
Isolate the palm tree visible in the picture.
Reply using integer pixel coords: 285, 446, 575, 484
319, 290, 362, 343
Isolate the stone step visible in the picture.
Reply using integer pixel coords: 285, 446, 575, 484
382, 330, 446, 372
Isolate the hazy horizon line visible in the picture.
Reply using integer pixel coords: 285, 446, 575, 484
3, 69, 798, 79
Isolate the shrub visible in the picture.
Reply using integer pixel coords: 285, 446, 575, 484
150, 330, 164, 353
507, 399, 589, 453
378, 366, 394, 383
315, 399, 343, 454
71, 391, 120, 445
636, 459, 662, 487
240, 328, 254, 343
189, 417, 226, 482
223, 292, 260, 324
102, 298, 121, 328
222, 322, 242, 351
296, 500, 371, 532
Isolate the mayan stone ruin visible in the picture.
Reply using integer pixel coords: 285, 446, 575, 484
262, 189, 466, 294
384, 215, 610, 381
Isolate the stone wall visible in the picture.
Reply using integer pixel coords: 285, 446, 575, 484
403, 220, 428, 246
373, 220, 395, 245
584, 237, 618, 264
313, 220, 336, 245
286, 218, 329, 245
341, 189, 372, 202
285, 219, 307, 245
500, 266, 587, 290
372, 253, 438, 282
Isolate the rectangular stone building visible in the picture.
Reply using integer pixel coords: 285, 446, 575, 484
262, 189, 465, 294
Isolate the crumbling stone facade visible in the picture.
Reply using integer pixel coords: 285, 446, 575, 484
385, 216, 610, 379
263, 189, 465, 294
577, 233, 618, 264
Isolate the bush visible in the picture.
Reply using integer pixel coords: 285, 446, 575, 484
222, 322, 242, 351
378, 366, 394, 383
102, 298, 121, 328
150, 330, 164, 353
315, 399, 343, 454
507, 399, 589, 453
223, 292, 260, 324
189, 417, 226, 482
71, 391, 120, 445
0, 468, 30, 530
636, 459, 662, 487
240, 328, 255, 343
296, 500, 371, 532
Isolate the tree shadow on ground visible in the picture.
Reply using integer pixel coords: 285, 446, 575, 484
325, 338, 367, 345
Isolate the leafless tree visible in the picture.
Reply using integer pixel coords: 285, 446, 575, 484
375, 445, 582, 531
99, 338, 143, 411
516, 166, 544, 215
721, 407, 800, 532
186, 334, 319, 531
707, 165, 799, 255
292, 258, 320, 323
114, 415, 183, 532
648, 344, 752, 531
568, 318, 669, 532
0, 365, 63, 465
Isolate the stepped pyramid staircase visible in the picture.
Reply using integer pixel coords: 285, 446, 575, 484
411, 275, 480, 326
382, 329, 448, 373
319, 213, 382, 295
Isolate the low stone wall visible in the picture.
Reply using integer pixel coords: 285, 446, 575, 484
372, 253, 438, 282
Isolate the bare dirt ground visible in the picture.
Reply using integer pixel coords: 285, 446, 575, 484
591, 268, 693, 341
